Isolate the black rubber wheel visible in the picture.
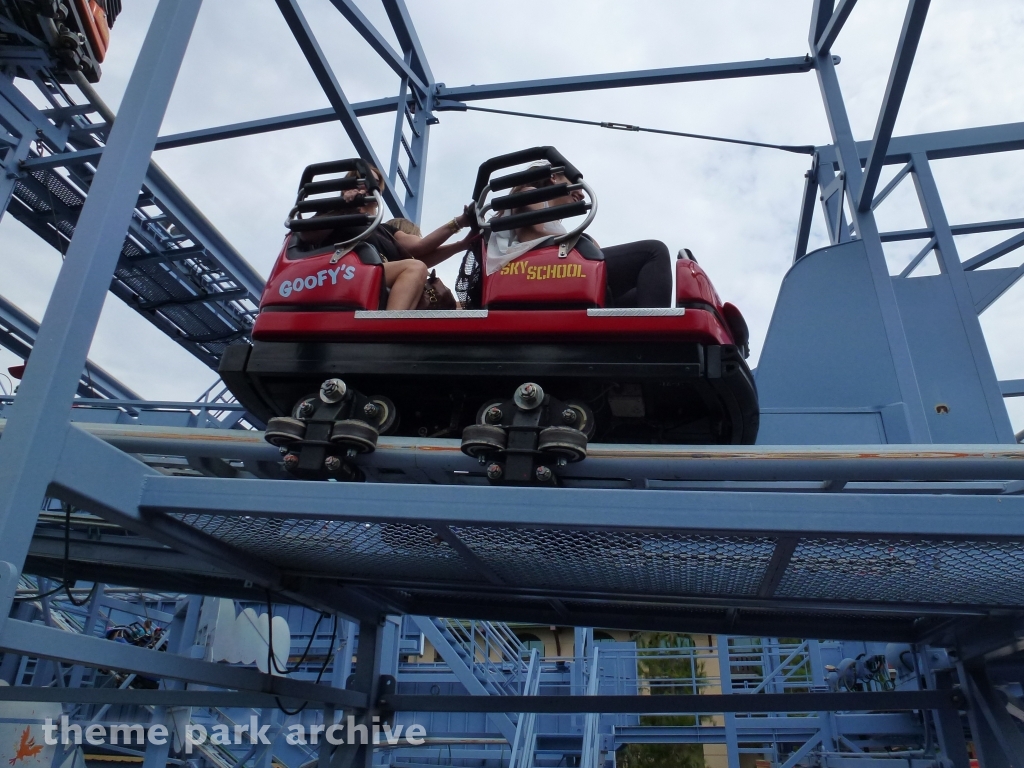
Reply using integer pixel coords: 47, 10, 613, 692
460, 424, 507, 458
265, 417, 306, 447
329, 419, 379, 453
537, 426, 588, 462
562, 401, 596, 439
366, 395, 399, 434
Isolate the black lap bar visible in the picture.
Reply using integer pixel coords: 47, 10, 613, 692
287, 213, 372, 232
473, 146, 581, 198
299, 158, 379, 191
488, 201, 590, 232
489, 165, 564, 194
301, 177, 363, 195
490, 183, 571, 211
294, 197, 369, 214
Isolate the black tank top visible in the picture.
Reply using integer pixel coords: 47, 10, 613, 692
298, 222, 404, 262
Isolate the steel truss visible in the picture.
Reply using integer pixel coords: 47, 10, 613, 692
1, 0, 1024, 767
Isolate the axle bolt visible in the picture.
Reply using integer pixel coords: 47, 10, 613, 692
324, 455, 342, 472
486, 463, 503, 481
557, 457, 568, 467
297, 401, 315, 417
478, 455, 487, 465
561, 408, 577, 425
514, 382, 544, 410
279, 446, 288, 455
319, 378, 347, 403
346, 448, 358, 458
484, 406, 503, 424
363, 402, 380, 419
283, 453, 299, 470
535, 465, 553, 482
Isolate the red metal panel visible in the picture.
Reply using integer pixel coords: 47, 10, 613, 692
676, 258, 723, 309
252, 307, 734, 344
260, 240, 383, 312
481, 244, 606, 308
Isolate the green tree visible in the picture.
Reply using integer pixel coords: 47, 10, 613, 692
617, 632, 709, 768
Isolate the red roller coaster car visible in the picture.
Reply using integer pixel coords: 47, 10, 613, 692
221, 149, 758, 483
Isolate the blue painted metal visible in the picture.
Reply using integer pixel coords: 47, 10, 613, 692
1, 0, 1023, 761
381, 0, 433, 86
906, 153, 1015, 442
275, 0, 408, 220
0, 294, 142, 401
857, 0, 931, 212
811, 47, 932, 442
436, 56, 814, 101
814, 0, 859, 54
0, 0, 204, 574
326, 0, 426, 94
2, 76, 262, 369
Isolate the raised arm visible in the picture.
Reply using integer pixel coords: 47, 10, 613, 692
393, 206, 476, 267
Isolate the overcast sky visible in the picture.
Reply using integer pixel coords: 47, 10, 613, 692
1, 0, 1022, 431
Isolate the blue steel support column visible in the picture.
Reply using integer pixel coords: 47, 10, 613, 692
329, 619, 384, 768
142, 596, 201, 768
716, 637, 741, 768
810, 8, 931, 442
909, 153, 1015, 443
857, 0, 931, 211
0, 0, 202, 572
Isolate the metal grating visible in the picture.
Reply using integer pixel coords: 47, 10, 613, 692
776, 538, 1024, 606
176, 514, 473, 581
451, 527, 775, 596
173, 514, 774, 596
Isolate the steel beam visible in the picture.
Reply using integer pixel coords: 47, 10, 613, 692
812, 51, 931, 442
136, 475, 1024, 538
326, 0, 426, 93
14, 420, 1024, 483
0, 618, 367, 708
817, 121, 1024, 166
381, 0, 433, 86
0, 686, 320, 709
0, 294, 141, 400
381, 690, 956, 714
815, 0, 858, 55
48, 425, 390, 620
437, 56, 814, 102
910, 153, 1015, 443
858, 0, 931, 212
793, 162, 819, 261
0, 0, 202, 576
275, 0, 408, 219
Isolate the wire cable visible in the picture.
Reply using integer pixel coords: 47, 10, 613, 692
454, 103, 816, 155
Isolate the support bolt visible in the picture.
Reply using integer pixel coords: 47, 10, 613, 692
297, 401, 314, 417
363, 402, 380, 419
319, 378, 347, 403
283, 453, 299, 470
535, 465, 553, 482
324, 455, 342, 472
486, 463, 503, 481
484, 406, 503, 424
561, 408, 577, 425
514, 382, 544, 410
